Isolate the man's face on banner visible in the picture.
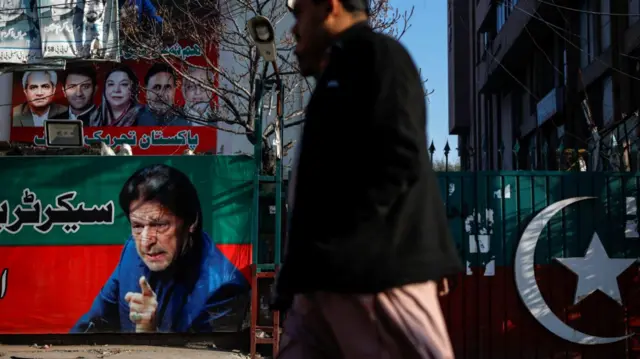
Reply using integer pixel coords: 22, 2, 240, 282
0, 0, 23, 19
64, 74, 95, 111
84, 0, 105, 23
129, 200, 186, 272
24, 72, 55, 110
146, 72, 175, 115
183, 67, 213, 106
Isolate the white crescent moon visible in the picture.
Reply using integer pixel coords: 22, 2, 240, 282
515, 196, 633, 345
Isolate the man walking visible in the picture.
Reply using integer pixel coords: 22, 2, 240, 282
274, 0, 461, 358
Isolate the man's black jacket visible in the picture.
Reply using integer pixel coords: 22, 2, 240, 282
276, 22, 462, 297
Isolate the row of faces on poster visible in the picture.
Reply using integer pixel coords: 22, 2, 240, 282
12, 63, 216, 127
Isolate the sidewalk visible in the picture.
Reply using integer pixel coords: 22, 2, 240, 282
0, 344, 251, 359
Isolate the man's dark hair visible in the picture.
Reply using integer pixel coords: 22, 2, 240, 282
307, 0, 370, 13
119, 164, 204, 254
62, 65, 97, 88
144, 63, 176, 86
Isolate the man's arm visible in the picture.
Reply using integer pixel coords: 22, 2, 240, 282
70, 267, 121, 333
189, 272, 249, 332
191, 282, 248, 332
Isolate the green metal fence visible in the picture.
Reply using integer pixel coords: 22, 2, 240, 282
429, 146, 640, 358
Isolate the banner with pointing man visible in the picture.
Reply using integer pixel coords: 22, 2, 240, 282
0, 156, 253, 333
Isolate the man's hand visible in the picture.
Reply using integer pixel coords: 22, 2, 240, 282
124, 276, 158, 333
438, 278, 449, 297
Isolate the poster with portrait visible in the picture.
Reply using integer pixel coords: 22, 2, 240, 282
37, 0, 120, 60
0, 156, 254, 333
8, 43, 220, 154
0, 0, 43, 63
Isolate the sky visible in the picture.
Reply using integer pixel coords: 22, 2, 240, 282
398, 0, 457, 161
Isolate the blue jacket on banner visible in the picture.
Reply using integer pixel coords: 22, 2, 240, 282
119, 0, 163, 24
71, 232, 248, 333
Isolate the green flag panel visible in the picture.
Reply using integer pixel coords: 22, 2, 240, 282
437, 171, 640, 268
0, 156, 254, 246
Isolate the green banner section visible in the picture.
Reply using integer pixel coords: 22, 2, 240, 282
0, 156, 254, 246
438, 172, 640, 267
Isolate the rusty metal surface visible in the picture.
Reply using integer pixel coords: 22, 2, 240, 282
0, 345, 250, 359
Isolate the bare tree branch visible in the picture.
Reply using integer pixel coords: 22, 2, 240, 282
121, 0, 428, 167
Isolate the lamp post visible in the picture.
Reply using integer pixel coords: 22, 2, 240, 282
247, 15, 284, 267
246, 15, 286, 358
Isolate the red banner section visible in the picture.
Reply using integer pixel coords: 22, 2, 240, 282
10, 126, 217, 155
9, 41, 220, 153
0, 245, 122, 334
0, 244, 252, 333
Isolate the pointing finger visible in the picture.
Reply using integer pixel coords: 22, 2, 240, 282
139, 276, 154, 297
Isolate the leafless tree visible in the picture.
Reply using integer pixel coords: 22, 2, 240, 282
121, 0, 425, 165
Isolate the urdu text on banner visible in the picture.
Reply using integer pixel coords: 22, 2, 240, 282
0, 0, 43, 63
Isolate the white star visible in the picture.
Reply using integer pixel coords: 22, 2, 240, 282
555, 233, 636, 306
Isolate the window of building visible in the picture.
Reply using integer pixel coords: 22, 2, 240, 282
600, 0, 611, 51
580, 0, 611, 67
533, 44, 555, 98
579, 0, 597, 68
497, 3, 505, 32
602, 75, 614, 127
478, 31, 494, 62
496, 0, 518, 33
630, 0, 640, 25
563, 49, 568, 85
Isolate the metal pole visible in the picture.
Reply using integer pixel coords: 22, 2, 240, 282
274, 78, 284, 265
252, 78, 264, 266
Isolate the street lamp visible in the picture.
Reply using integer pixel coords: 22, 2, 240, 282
247, 15, 283, 160
247, 16, 277, 62
246, 15, 285, 268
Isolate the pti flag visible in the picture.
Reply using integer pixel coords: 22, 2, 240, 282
0, 0, 43, 63
38, 0, 120, 60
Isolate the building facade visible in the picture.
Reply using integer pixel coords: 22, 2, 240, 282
449, 0, 640, 171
